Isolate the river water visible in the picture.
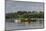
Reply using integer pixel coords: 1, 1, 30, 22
5, 18, 44, 31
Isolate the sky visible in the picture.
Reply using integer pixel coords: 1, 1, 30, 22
5, 0, 44, 13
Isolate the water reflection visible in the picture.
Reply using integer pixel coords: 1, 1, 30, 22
5, 18, 44, 31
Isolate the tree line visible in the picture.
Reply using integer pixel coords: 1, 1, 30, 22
5, 11, 44, 19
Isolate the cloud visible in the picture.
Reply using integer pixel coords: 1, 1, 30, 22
5, 0, 44, 13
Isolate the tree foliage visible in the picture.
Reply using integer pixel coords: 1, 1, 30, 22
6, 11, 44, 19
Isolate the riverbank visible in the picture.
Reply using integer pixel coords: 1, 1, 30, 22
5, 18, 44, 24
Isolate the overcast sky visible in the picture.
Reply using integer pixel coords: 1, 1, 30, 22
5, 0, 44, 13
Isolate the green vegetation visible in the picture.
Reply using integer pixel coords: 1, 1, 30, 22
5, 11, 44, 23
6, 11, 44, 19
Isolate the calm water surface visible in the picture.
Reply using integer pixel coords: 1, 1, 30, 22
5, 18, 44, 31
